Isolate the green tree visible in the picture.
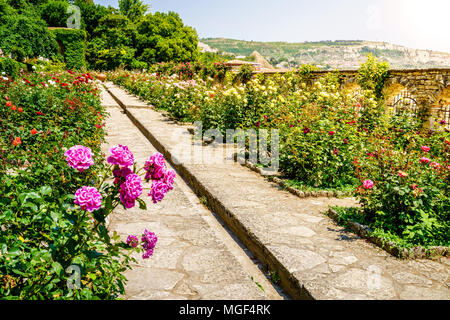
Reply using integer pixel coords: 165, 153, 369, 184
136, 11, 198, 64
86, 13, 137, 70
39, 0, 70, 27
74, 0, 110, 39
119, 0, 148, 22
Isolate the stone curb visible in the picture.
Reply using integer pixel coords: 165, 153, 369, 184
326, 208, 449, 260
105, 84, 313, 300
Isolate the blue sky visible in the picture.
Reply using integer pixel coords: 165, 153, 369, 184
94, 0, 450, 53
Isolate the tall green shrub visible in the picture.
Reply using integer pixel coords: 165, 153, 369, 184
0, 1, 58, 61
358, 54, 390, 99
0, 57, 26, 77
136, 11, 199, 64
50, 28, 86, 70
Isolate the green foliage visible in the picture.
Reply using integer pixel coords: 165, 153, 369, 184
39, 0, 69, 27
234, 64, 254, 84
136, 11, 198, 64
49, 28, 86, 70
74, 0, 110, 39
0, 1, 58, 61
86, 13, 137, 70
357, 54, 390, 99
119, 0, 148, 22
0, 57, 26, 78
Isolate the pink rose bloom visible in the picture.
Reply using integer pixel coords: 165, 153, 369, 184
419, 157, 430, 164
119, 174, 143, 208
74, 186, 102, 212
107, 145, 134, 167
64, 145, 94, 172
149, 180, 168, 204
363, 179, 374, 189
113, 167, 133, 184
144, 152, 166, 180
163, 169, 176, 190
141, 229, 158, 259
411, 184, 418, 190
421, 146, 430, 152
430, 162, 440, 169
328, 131, 335, 136
126, 235, 139, 248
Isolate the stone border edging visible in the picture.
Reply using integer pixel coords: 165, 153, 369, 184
326, 208, 449, 260
104, 84, 314, 300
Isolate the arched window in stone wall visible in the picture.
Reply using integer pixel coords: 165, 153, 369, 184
384, 84, 418, 117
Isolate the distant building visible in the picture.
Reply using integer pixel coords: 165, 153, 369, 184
225, 60, 263, 72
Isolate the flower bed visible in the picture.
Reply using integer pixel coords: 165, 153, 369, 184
0, 70, 175, 299
108, 62, 449, 250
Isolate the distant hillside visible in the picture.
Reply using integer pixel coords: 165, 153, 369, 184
200, 38, 450, 70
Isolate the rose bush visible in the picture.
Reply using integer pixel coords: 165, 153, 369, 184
0, 70, 175, 299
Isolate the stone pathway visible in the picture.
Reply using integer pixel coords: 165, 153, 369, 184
103, 82, 450, 300
101, 89, 283, 300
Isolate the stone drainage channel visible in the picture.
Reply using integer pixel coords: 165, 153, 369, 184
102, 83, 450, 300
101, 86, 287, 300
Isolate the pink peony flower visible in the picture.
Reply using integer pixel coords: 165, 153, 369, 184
419, 157, 430, 164
113, 167, 134, 184
64, 145, 94, 172
149, 180, 168, 204
107, 145, 134, 167
126, 235, 139, 248
74, 186, 102, 212
141, 229, 158, 259
362, 179, 374, 189
119, 174, 143, 209
144, 153, 166, 180
421, 146, 430, 152
328, 131, 335, 136
163, 169, 176, 190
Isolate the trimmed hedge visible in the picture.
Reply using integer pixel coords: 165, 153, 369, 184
49, 28, 86, 70
0, 57, 26, 78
